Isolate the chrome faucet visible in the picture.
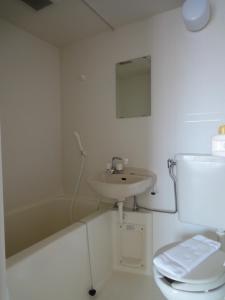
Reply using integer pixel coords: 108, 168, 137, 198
111, 156, 123, 173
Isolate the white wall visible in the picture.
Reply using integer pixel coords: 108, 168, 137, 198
149, 0, 225, 210
62, 0, 225, 251
150, 0, 225, 250
61, 20, 152, 211
0, 18, 62, 213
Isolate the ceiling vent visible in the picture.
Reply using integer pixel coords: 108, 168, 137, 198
20, 0, 53, 11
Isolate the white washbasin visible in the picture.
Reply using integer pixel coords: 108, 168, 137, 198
88, 167, 156, 201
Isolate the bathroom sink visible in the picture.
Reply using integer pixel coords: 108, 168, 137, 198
88, 167, 156, 201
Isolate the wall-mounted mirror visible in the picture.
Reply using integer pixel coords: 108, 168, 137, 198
116, 56, 151, 118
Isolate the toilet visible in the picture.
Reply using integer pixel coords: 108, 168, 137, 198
153, 154, 225, 300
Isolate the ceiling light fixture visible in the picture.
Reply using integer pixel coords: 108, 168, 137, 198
182, 0, 210, 32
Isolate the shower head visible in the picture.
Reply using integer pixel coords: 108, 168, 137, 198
73, 131, 87, 157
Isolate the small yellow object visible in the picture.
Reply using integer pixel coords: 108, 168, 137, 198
218, 125, 225, 135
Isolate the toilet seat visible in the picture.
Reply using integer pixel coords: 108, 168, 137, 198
154, 242, 225, 292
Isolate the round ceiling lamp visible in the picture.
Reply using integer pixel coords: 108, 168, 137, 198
182, 0, 210, 32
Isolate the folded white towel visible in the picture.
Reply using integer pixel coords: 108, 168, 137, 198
153, 235, 221, 278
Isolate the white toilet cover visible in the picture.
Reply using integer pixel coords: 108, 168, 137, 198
154, 242, 225, 291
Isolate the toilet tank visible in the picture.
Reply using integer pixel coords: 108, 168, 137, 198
175, 154, 225, 229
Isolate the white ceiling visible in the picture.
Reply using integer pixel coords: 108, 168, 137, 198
0, 0, 181, 47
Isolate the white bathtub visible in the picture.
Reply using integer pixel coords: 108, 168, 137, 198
7, 210, 113, 300
5, 195, 98, 257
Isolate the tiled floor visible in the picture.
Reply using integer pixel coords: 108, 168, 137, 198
96, 272, 165, 300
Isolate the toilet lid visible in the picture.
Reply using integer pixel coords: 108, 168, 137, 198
154, 242, 225, 291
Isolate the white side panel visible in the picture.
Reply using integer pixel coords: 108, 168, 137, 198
7, 223, 91, 300
119, 223, 145, 268
112, 210, 153, 275
176, 154, 225, 229
84, 211, 113, 290
0, 130, 8, 300
6, 210, 112, 300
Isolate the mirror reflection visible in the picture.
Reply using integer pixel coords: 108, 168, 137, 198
116, 56, 151, 118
